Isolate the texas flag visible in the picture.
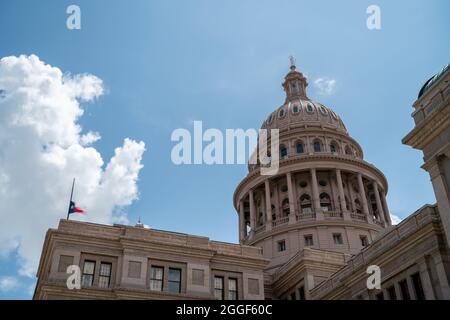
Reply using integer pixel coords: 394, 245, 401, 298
68, 201, 85, 215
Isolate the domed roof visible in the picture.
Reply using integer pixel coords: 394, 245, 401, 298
261, 99, 348, 134
418, 61, 450, 99
261, 59, 348, 134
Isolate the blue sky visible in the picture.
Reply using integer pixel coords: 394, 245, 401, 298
0, 0, 449, 299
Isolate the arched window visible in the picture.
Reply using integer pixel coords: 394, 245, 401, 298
313, 141, 321, 152
300, 194, 312, 214
354, 199, 362, 214
280, 146, 288, 158
320, 193, 332, 212
330, 142, 338, 153
306, 104, 314, 113
278, 109, 285, 118
281, 198, 290, 216
296, 142, 304, 154
292, 104, 300, 114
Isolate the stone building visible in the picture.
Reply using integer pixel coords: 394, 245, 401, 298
34, 61, 450, 300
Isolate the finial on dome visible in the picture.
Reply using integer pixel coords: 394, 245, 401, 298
283, 56, 308, 102
289, 55, 296, 70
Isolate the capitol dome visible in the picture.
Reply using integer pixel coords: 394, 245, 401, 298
261, 63, 347, 134
234, 60, 392, 273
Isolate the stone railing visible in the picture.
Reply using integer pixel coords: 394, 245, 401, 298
323, 211, 343, 219
351, 213, 367, 222
310, 204, 439, 299
296, 212, 316, 220
272, 216, 289, 228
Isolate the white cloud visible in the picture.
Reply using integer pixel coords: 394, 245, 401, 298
0, 277, 20, 293
314, 77, 337, 96
390, 214, 403, 225
0, 55, 145, 277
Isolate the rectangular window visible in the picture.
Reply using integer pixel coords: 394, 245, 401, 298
168, 268, 182, 293
228, 278, 238, 300
214, 276, 224, 300
98, 262, 112, 288
360, 235, 369, 247
149, 266, 164, 291
298, 286, 305, 300
81, 261, 95, 287
333, 233, 343, 245
399, 279, 410, 300
411, 272, 425, 300
304, 235, 313, 246
277, 240, 286, 252
387, 285, 397, 300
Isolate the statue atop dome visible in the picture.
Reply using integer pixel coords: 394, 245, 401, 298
282, 57, 308, 102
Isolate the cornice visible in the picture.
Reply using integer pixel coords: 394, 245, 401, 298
403, 101, 450, 149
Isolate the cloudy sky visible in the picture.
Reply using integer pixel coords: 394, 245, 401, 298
0, 0, 449, 299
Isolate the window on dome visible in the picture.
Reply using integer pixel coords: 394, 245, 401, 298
292, 105, 300, 114
278, 109, 285, 118
282, 198, 290, 216
277, 240, 286, 252
267, 114, 273, 124
330, 143, 337, 153
313, 141, 321, 152
320, 193, 332, 212
331, 111, 338, 119
296, 143, 304, 154
306, 104, 314, 113
333, 233, 343, 245
319, 106, 328, 115
300, 194, 312, 214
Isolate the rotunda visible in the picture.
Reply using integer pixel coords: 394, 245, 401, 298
233, 61, 392, 272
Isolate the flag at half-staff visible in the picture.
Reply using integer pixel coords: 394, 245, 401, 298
66, 178, 86, 220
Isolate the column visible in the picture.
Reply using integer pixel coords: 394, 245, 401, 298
418, 258, 436, 299
357, 173, 371, 223
380, 188, 392, 225
373, 182, 386, 225
265, 179, 272, 231
336, 169, 350, 220
249, 189, 256, 233
432, 253, 450, 299
425, 158, 450, 247
239, 199, 245, 242
311, 168, 323, 220
287, 172, 296, 224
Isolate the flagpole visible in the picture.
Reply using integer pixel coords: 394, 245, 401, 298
66, 178, 75, 220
